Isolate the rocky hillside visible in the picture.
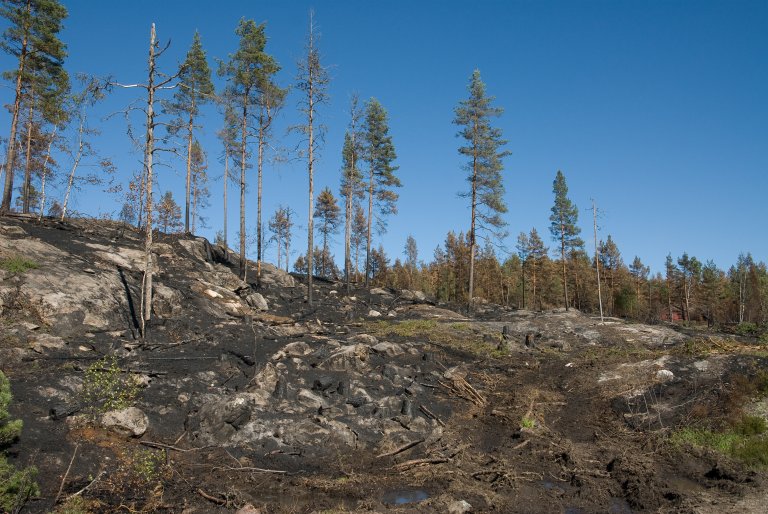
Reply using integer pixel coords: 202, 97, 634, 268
1, 214, 767, 513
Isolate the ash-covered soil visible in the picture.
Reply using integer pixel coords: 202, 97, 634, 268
1, 214, 767, 513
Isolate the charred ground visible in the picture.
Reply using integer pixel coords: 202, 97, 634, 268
1, 214, 767, 513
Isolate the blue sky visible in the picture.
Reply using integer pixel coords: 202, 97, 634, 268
1, 0, 766, 274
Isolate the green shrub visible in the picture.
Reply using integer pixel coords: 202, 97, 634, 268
672, 415, 768, 469
0, 372, 23, 446
132, 448, 165, 484
520, 416, 536, 429
0, 371, 39, 511
0, 256, 38, 274
82, 355, 140, 418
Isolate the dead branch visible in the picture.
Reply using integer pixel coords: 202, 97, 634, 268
419, 404, 446, 426
212, 465, 287, 474
55, 443, 79, 504
377, 439, 424, 459
65, 470, 105, 501
394, 457, 449, 471
511, 439, 530, 451
140, 440, 188, 452
197, 488, 226, 505
439, 375, 487, 406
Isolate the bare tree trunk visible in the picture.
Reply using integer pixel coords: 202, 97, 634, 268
61, 115, 85, 221
593, 200, 604, 322
365, 166, 373, 289
306, 43, 315, 306
223, 146, 228, 247
191, 166, 198, 234
560, 219, 569, 311
257, 126, 264, 283
1, 0, 30, 213
468, 132, 478, 312
307, 105, 314, 304
184, 111, 193, 233
344, 194, 352, 294
140, 23, 158, 338
239, 93, 247, 282
38, 127, 56, 220
22, 103, 33, 213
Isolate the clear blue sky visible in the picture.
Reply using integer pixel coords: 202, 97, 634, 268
2, 0, 766, 274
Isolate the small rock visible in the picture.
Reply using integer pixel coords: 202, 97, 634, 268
368, 309, 381, 318
30, 333, 66, 353
235, 505, 261, 514
448, 500, 473, 514
349, 333, 378, 345
19, 321, 40, 331
101, 407, 149, 437
656, 369, 674, 382
372, 342, 404, 357
246, 293, 269, 311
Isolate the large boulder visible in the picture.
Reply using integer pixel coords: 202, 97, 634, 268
101, 407, 149, 437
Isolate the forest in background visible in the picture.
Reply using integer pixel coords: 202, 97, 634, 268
1, 0, 766, 331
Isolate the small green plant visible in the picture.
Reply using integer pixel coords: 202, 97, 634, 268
0, 256, 38, 274
0, 371, 39, 512
82, 355, 140, 418
0, 372, 23, 446
672, 415, 768, 468
520, 416, 536, 429
131, 448, 164, 484
54, 495, 92, 514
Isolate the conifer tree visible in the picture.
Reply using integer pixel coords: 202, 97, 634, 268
219, 18, 278, 281
166, 31, 214, 233
340, 95, 364, 294
549, 170, 582, 310
598, 235, 622, 314
254, 69, 285, 282
155, 190, 182, 234
1, 0, 68, 213
453, 69, 510, 309
216, 92, 239, 248
189, 139, 209, 233
351, 203, 367, 281
269, 206, 293, 272
362, 98, 400, 288
517, 228, 547, 310
314, 187, 340, 278
295, 10, 330, 305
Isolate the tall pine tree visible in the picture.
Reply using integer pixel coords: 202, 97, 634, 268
363, 98, 400, 288
1, 0, 68, 212
549, 170, 582, 311
295, 10, 329, 305
453, 69, 510, 310
165, 31, 214, 233
219, 19, 278, 281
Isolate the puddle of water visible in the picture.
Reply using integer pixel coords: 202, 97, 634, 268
381, 488, 430, 505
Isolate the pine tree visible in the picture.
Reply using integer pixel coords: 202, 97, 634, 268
1, 0, 69, 212
155, 190, 182, 234
598, 235, 622, 315
340, 95, 364, 294
454, 69, 510, 310
268, 206, 293, 272
549, 170, 582, 310
351, 203, 367, 281
363, 98, 400, 288
295, 10, 330, 304
254, 68, 286, 282
165, 31, 214, 233
404, 235, 418, 290
517, 228, 547, 310
216, 91, 239, 248
314, 187, 340, 278
189, 139, 209, 233
219, 18, 278, 281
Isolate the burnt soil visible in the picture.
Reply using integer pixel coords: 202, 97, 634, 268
1, 214, 767, 513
